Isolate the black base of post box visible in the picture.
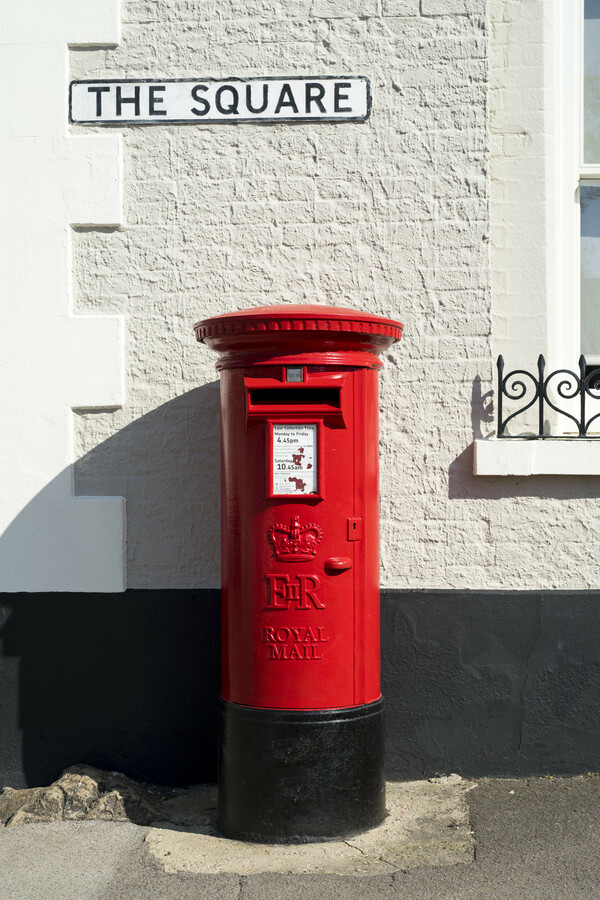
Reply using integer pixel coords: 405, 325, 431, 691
217, 697, 385, 843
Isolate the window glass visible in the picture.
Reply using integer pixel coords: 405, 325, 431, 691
584, 0, 600, 162
580, 185, 600, 359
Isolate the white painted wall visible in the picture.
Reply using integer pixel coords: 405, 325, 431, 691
489, 0, 555, 372
0, 0, 126, 591
5, 0, 600, 592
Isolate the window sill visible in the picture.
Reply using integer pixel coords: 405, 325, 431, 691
473, 438, 600, 475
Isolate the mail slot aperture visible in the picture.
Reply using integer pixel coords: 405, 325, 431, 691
246, 372, 348, 419
249, 387, 341, 409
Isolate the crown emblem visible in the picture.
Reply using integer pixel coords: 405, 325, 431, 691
268, 516, 323, 561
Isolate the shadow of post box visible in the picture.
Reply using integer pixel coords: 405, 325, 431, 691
194, 304, 403, 842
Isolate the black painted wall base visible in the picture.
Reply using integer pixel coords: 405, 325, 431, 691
218, 698, 385, 843
1, 589, 600, 789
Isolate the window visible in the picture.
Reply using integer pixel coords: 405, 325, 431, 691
474, 1, 600, 472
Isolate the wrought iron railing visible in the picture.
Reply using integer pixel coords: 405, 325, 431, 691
497, 355, 600, 438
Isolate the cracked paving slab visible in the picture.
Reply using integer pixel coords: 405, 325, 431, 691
144, 778, 476, 876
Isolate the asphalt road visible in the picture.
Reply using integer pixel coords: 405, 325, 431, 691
2, 776, 600, 899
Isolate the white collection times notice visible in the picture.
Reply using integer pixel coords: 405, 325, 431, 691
272, 424, 317, 495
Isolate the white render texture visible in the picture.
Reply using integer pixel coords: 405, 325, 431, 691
0, 0, 126, 591
489, 0, 553, 368
69, 0, 490, 590
6, 0, 600, 592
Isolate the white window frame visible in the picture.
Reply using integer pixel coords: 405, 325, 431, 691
551, 0, 580, 368
554, 0, 600, 366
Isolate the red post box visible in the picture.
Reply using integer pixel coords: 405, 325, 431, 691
194, 304, 403, 842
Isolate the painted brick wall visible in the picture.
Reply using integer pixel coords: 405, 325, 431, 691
71, 1, 500, 590
489, 0, 552, 365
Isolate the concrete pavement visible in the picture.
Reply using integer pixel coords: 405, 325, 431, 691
1, 776, 600, 898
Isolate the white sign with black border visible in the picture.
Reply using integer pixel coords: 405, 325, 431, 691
69, 76, 371, 125
272, 424, 318, 496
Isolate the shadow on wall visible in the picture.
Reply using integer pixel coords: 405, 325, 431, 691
75, 383, 222, 589
0, 590, 221, 788
0, 384, 222, 788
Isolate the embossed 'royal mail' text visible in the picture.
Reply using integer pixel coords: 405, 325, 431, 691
262, 624, 329, 661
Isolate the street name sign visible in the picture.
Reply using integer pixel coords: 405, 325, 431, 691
69, 76, 371, 125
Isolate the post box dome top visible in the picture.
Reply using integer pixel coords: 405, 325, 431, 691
195, 304, 402, 342
194, 305, 402, 368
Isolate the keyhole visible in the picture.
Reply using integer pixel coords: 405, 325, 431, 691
353, 522, 356, 530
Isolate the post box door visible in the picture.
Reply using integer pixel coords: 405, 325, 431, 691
222, 366, 379, 711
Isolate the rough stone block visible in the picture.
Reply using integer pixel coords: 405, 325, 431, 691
422, 0, 484, 14
382, 0, 420, 14
311, 0, 378, 17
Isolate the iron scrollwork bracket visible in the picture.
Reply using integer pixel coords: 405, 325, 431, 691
497, 355, 600, 438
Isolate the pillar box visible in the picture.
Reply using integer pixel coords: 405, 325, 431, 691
194, 304, 403, 842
